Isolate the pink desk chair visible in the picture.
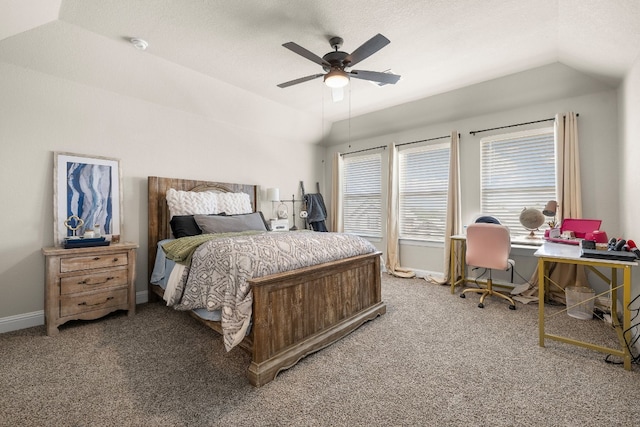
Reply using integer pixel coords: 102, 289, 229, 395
460, 222, 517, 310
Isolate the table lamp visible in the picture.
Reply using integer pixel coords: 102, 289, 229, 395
267, 188, 280, 219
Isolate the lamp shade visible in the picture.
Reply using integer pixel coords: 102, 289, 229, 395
267, 188, 280, 202
543, 200, 558, 216
324, 69, 349, 88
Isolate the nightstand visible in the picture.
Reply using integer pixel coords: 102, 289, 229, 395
42, 242, 138, 336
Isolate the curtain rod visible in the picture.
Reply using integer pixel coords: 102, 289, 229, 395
340, 133, 457, 156
341, 145, 386, 156
396, 134, 454, 148
469, 114, 579, 136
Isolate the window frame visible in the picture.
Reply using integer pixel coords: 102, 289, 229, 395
341, 150, 383, 239
398, 140, 451, 243
479, 127, 557, 238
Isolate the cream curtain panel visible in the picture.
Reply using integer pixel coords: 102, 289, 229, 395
329, 152, 343, 233
522, 112, 587, 303
442, 131, 462, 283
426, 131, 461, 285
385, 143, 416, 278
555, 112, 582, 219
549, 112, 589, 300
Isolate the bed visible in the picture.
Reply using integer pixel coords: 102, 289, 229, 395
147, 176, 386, 387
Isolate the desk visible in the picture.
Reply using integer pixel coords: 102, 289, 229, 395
535, 242, 637, 370
449, 234, 540, 294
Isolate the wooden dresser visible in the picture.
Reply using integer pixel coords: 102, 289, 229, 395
42, 242, 138, 336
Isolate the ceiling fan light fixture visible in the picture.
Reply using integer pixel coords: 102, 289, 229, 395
324, 69, 349, 88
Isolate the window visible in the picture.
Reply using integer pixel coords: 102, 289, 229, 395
342, 152, 382, 238
399, 142, 451, 242
480, 127, 556, 238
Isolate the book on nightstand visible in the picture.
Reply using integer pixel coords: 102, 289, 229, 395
64, 237, 110, 249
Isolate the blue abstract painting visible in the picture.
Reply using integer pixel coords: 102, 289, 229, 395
66, 162, 113, 236
55, 153, 121, 245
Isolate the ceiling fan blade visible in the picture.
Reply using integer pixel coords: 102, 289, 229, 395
282, 42, 331, 67
349, 70, 401, 85
344, 34, 390, 67
277, 73, 324, 88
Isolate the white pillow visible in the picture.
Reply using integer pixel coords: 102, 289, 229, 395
166, 188, 219, 218
216, 192, 252, 214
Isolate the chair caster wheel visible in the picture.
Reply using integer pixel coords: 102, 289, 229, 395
477, 303, 484, 308
509, 305, 516, 310
460, 294, 466, 298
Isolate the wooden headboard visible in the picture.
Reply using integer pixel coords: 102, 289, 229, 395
147, 176, 258, 283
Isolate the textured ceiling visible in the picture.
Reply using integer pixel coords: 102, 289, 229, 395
1, 0, 640, 123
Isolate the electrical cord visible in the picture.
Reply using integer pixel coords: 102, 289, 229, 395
511, 266, 536, 291
604, 293, 640, 365
470, 267, 487, 288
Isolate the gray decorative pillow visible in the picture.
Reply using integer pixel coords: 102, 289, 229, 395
194, 212, 268, 234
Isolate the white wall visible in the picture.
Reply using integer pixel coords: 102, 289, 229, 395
620, 55, 640, 303
3, 55, 637, 330
0, 62, 326, 321
324, 67, 620, 286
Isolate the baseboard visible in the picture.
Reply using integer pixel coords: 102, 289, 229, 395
405, 268, 442, 280
136, 290, 149, 304
0, 291, 150, 334
0, 310, 44, 334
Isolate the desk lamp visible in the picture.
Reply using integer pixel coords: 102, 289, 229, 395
543, 200, 558, 228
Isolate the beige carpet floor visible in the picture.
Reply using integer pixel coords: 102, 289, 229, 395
1, 275, 639, 426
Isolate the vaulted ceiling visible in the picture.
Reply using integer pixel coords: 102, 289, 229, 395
2, 0, 639, 123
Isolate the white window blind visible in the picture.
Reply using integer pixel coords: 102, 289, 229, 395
480, 127, 556, 238
342, 152, 382, 238
399, 141, 451, 242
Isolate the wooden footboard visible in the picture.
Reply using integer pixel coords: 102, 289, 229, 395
248, 251, 385, 387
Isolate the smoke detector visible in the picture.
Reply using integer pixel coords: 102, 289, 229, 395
130, 38, 149, 51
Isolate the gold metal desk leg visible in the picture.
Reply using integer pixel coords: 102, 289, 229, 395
538, 257, 546, 347
623, 266, 632, 370
450, 239, 457, 294
611, 268, 618, 328
450, 238, 466, 294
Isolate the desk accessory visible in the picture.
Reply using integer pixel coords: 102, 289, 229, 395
519, 207, 545, 238
581, 248, 637, 261
542, 200, 558, 228
581, 240, 596, 250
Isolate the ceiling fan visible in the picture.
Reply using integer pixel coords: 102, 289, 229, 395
277, 33, 401, 92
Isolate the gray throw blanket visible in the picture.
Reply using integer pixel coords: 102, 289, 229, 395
304, 193, 328, 231
304, 193, 327, 222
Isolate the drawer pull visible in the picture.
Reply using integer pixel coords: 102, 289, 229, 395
112, 258, 119, 262
93, 257, 101, 261
78, 277, 115, 285
79, 297, 114, 307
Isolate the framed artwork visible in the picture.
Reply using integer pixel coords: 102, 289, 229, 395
53, 152, 123, 246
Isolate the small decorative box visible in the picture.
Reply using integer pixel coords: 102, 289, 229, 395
269, 219, 289, 232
